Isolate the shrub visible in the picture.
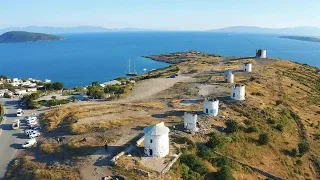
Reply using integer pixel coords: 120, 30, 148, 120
316, 134, 320, 140
197, 146, 216, 161
275, 124, 284, 131
290, 148, 298, 157
225, 120, 238, 133
275, 100, 284, 106
246, 126, 258, 133
258, 133, 269, 145
267, 119, 276, 124
180, 153, 208, 175
296, 159, 303, 165
216, 165, 235, 180
39, 142, 59, 154
298, 141, 310, 155
243, 119, 252, 125
206, 132, 225, 150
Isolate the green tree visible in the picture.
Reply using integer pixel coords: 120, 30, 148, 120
180, 153, 208, 175
206, 132, 225, 150
225, 120, 238, 133
258, 133, 269, 145
216, 165, 235, 180
52, 82, 64, 90
298, 141, 310, 156
87, 84, 104, 99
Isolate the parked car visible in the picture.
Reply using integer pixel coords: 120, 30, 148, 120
16, 109, 23, 117
31, 126, 42, 131
27, 120, 38, 126
26, 116, 37, 122
29, 132, 40, 139
21, 138, 37, 148
25, 129, 39, 136
27, 124, 39, 129
12, 119, 20, 130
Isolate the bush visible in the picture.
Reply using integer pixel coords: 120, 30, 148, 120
206, 132, 225, 150
243, 119, 252, 125
298, 141, 310, 156
197, 146, 216, 161
216, 165, 235, 180
275, 124, 284, 131
276, 100, 284, 106
181, 163, 203, 180
267, 119, 276, 124
290, 148, 298, 157
225, 120, 238, 133
246, 126, 258, 133
315, 134, 320, 140
39, 142, 59, 154
296, 159, 303, 165
258, 133, 269, 145
180, 153, 208, 175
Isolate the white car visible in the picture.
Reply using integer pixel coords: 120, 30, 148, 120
16, 109, 23, 117
25, 129, 39, 136
26, 116, 37, 122
21, 138, 37, 148
27, 120, 38, 126
29, 132, 40, 139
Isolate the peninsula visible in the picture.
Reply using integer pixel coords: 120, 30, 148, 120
0, 31, 65, 43
279, 35, 320, 42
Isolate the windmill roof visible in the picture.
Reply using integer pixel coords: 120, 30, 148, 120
144, 122, 170, 136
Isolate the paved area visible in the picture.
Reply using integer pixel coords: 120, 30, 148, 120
0, 98, 31, 178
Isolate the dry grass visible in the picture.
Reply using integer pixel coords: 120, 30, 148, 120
5, 156, 81, 180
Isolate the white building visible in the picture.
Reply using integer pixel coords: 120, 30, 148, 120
231, 84, 245, 101
256, 49, 267, 59
27, 88, 37, 92
224, 70, 234, 83
184, 112, 199, 132
203, 98, 219, 116
45, 79, 51, 83
14, 89, 27, 96
143, 122, 170, 158
243, 63, 252, 72
0, 89, 8, 97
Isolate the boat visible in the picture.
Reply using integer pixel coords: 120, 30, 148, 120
126, 58, 138, 76
143, 68, 147, 71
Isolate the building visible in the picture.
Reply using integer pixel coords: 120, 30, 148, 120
203, 98, 219, 116
256, 49, 267, 58
243, 63, 252, 72
143, 122, 170, 158
224, 70, 234, 83
184, 112, 199, 132
231, 84, 245, 100
101, 80, 121, 87
14, 89, 27, 96
27, 88, 37, 92
45, 79, 51, 83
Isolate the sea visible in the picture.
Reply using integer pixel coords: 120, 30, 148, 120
0, 32, 319, 88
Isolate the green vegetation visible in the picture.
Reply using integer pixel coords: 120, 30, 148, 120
87, 82, 105, 99
0, 31, 65, 43
225, 120, 239, 133
38, 99, 70, 107
40, 82, 64, 91
298, 141, 310, 156
180, 153, 208, 176
0, 103, 4, 123
21, 92, 41, 109
258, 133, 270, 145
86, 81, 133, 99
206, 132, 227, 150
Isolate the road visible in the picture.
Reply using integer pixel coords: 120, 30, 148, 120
0, 98, 26, 178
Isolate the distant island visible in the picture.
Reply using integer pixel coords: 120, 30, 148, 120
279, 36, 320, 42
0, 31, 65, 43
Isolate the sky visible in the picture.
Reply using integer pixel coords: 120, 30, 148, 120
1, 0, 320, 30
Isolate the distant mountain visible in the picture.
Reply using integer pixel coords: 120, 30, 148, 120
0, 31, 65, 43
0, 26, 157, 34
210, 26, 320, 36
279, 36, 320, 42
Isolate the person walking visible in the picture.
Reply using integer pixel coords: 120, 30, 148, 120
104, 143, 108, 152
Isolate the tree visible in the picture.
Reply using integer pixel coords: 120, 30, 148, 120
180, 153, 208, 175
225, 120, 238, 133
298, 141, 310, 156
52, 82, 64, 90
206, 132, 225, 150
216, 165, 235, 180
87, 84, 104, 99
258, 133, 269, 145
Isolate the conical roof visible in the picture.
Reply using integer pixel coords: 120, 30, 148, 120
144, 122, 170, 136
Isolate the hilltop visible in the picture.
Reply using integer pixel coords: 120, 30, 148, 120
4, 52, 320, 180
0, 31, 65, 43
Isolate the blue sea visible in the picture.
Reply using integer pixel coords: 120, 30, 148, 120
0, 32, 319, 87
